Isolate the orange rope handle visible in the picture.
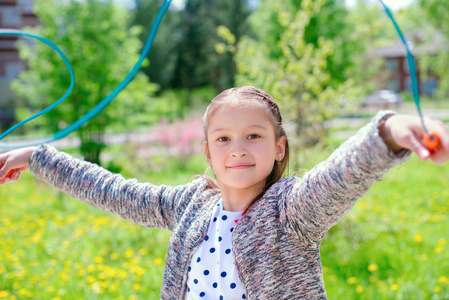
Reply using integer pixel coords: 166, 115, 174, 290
423, 132, 440, 152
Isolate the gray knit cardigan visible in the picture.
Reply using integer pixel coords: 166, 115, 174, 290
29, 111, 410, 299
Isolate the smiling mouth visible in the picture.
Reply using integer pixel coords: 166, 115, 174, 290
227, 163, 255, 169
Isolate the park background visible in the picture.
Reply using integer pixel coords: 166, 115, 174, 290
1, 0, 449, 298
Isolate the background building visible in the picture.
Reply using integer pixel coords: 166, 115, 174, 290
0, 0, 38, 128
369, 30, 446, 96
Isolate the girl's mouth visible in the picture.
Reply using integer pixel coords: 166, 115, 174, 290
227, 163, 254, 169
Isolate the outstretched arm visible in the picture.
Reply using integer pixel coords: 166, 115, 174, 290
0, 145, 204, 230
283, 112, 449, 243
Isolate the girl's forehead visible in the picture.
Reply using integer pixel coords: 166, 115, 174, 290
211, 102, 270, 121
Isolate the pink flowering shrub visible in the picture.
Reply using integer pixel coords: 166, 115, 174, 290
152, 113, 205, 162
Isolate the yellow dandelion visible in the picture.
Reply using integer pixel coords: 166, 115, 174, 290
78, 270, 85, 276
356, 285, 364, 293
86, 264, 95, 273
154, 258, 164, 266
390, 283, 399, 291
87, 276, 96, 283
123, 248, 134, 259
133, 283, 141, 292
435, 246, 443, 254
118, 270, 128, 279
357, 202, 367, 210
94, 256, 104, 264
438, 239, 447, 246
434, 286, 441, 293
0, 291, 10, 298
347, 277, 357, 284
368, 264, 378, 272
98, 272, 107, 280
139, 248, 148, 255
413, 233, 423, 243
128, 296, 138, 300
59, 272, 68, 282
110, 253, 119, 260
46, 286, 55, 293
18, 289, 28, 296
438, 276, 449, 284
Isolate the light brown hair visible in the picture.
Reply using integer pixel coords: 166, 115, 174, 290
201, 86, 290, 210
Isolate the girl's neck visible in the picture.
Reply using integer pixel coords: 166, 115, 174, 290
219, 184, 263, 212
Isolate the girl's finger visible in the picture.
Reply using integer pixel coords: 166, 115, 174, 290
406, 134, 430, 161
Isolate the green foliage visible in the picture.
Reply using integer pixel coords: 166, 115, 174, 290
235, 0, 361, 147
11, 0, 158, 164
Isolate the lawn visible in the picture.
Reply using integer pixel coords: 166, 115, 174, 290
0, 150, 448, 299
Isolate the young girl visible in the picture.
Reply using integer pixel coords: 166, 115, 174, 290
1, 86, 448, 299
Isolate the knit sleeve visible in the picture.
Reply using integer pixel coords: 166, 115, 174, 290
29, 144, 203, 231
282, 110, 411, 242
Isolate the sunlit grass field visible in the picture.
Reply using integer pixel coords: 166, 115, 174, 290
0, 150, 448, 299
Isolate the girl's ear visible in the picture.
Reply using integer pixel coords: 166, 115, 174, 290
204, 141, 212, 166
276, 136, 287, 161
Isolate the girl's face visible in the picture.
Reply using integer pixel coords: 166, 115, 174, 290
205, 103, 286, 194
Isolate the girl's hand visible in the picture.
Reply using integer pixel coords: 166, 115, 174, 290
379, 115, 449, 165
0, 147, 36, 185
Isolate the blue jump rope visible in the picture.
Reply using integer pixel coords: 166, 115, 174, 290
0, 0, 435, 149
0, 0, 171, 149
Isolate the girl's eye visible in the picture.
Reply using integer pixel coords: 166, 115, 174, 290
248, 134, 260, 140
217, 137, 230, 142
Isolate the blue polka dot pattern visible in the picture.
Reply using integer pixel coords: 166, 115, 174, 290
242, 294, 246, 299
185, 199, 245, 299
220, 296, 223, 300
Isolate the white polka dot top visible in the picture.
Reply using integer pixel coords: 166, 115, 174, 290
185, 199, 246, 300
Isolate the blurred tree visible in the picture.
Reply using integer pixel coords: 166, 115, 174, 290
171, 0, 250, 92
12, 0, 158, 165
132, 0, 182, 91
234, 0, 360, 148
245, 0, 361, 86
419, 0, 449, 97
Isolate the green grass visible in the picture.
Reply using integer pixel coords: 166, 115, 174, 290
0, 150, 448, 299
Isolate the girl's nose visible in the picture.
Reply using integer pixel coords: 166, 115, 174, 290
231, 141, 247, 157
